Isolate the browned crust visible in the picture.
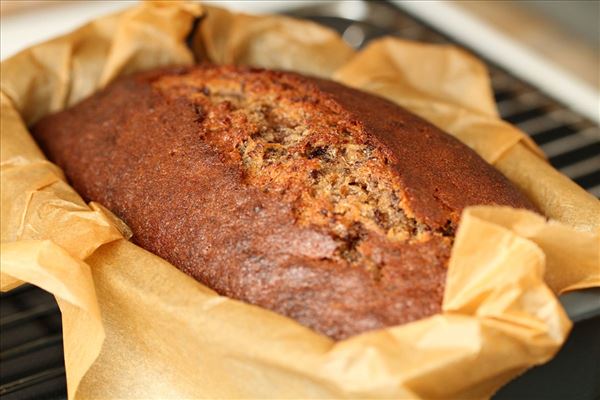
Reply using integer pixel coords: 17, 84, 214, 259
32, 65, 536, 339
313, 78, 536, 228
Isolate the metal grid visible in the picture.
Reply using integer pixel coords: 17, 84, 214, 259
1, 2, 598, 399
0, 285, 66, 399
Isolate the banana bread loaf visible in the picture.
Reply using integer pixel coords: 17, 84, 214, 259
33, 65, 536, 339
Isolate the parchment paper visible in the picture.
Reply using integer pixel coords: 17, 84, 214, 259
1, 2, 598, 399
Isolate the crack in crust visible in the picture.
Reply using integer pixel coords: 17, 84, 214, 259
152, 67, 454, 275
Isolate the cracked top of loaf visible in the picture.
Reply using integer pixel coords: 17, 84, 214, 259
33, 65, 537, 339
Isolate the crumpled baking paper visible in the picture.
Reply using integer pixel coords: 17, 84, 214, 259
1, 2, 598, 399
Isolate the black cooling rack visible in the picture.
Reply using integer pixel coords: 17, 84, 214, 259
1, 2, 599, 399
